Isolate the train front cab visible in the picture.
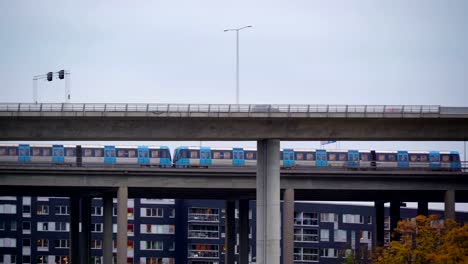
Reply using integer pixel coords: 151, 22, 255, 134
450, 151, 461, 171
173, 147, 190, 167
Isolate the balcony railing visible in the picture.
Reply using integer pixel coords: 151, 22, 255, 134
188, 213, 219, 222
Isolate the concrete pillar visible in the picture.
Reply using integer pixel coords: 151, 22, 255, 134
239, 200, 249, 264
256, 139, 281, 264
70, 196, 80, 264
225, 200, 236, 264
417, 201, 429, 216
444, 190, 456, 220
117, 186, 128, 264
389, 201, 400, 241
374, 201, 384, 248
282, 189, 294, 264
80, 197, 91, 264
103, 194, 113, 264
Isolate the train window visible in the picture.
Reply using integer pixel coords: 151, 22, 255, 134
66, 149, 75, 156
151, 150, 159, 158
246, 152, 255, 160
296, 153, 303, 160
441, 155, 450, 162
84, 149, 93, 157
410, 155, 418, 162
224, 152, 231, 159
95, 149, 103, 157
398, 155, 408, 162
361, 154, 368, 161
53, 149, 63, 156
200, 151, 209, 159
19, 148, 30, 156
420, 155, 428, 162
190, 151, 198, 159
161, 150, 169, 158
354, 154, 359, 161
388, 154, 396, 161
105, 150, 115, 157
339, 154, 347, 161
43, 148, 51, 156
117, 150, 127, 158
450, 154, 460, 162
9, 148, 17, 156
0, 147, 7, 156
306, 153, 314, 160
142, 150, 149, 158
328, 153, 336, 161
32, 148, 41, 156
213, 151, 220, 159
430, 155, 440, 162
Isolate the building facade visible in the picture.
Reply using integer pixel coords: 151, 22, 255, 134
1, 197, 467, 264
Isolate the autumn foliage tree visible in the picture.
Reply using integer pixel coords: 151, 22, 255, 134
374, 215, 468, 263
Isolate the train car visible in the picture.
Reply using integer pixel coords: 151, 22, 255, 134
91, 145, 171, 167
173, 146, 246, 168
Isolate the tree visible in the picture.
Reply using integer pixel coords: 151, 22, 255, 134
374, 214, 468, 263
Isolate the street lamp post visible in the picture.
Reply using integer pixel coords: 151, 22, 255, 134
224, 25, 252, 105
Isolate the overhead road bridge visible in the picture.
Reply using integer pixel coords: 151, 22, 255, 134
0, 103, 468, 140
1, 102, 468, 264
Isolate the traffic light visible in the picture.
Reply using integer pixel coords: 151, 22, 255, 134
58, 70, 65, 79
47, 72, 53, 81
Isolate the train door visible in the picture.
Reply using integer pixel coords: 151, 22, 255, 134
52, 145, 64, 163
233, 148, 245, 166
18, 144, 31, 162
315, 150, 327, 167
138, 146, 150, 165
283, 149, 295, 167
397, 151, 409, 168
200, 147, 212, 167
347, 150, 359, 168
104, 146, 116, 164
429, 151, 440, 169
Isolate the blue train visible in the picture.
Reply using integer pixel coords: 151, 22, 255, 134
0, 144, 461, 171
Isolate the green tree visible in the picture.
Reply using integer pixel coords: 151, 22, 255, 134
374, 215, 468, 263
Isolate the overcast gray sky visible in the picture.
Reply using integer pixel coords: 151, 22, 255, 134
1, 1, 467, 210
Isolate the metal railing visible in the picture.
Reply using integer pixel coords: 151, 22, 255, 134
0, 103, 443, 114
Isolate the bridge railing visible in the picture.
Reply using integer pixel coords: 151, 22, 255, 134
0, 103, 444, 115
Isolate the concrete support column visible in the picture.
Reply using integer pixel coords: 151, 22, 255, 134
117, 186, 128, 264
282, 189, 294, 264
256, 139, 281, 264
239, 200, 249, 264
417, 201, 429, 216
374, 201, 384, 248
225, 200, 236, 264
103, 194, 113, 264
389, 201, 400, 241
80, 197, 91, 264
70, 196, 80, 264
444, 190, 456, 220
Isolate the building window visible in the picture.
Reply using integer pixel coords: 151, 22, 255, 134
320, 229, 329, 242
320, 213, 338, 223
128, 224, 134, 234
55, 256, 69, 264
294, 212, 318, 226
170, 208, 175, 218
294, 247, 318, 262
91, 240, 102, 249
188, 208, 219, 222
37, 205, 49, 215
55, 239, 70, 249
334, 229, 347, 242
127, 240, 134, 249
143, 208, 163, 217
343, 214, 364, 224
55, 206, 70, 215
37, 256, 48, 264
360, 231, 372, 243
294, 228, 318, 242
22, 205, 31, 215
22, 221, 31, 233
92, 207, 102, 216
11, 220, 17, 231
11, 255, 17, 264
320, 248, 338, 258
56, 222, 68, 231
140, 241, 163, 250
367, 216, 372, 224
169, 242, 175, 251
92, 223, 103, 233
22, 256, 31, 264
23, 239, 31, 247
140, 224, 175, 234
0, 204, 17, 214
0, 220, 4, 230
37, 239, 48, 250
128, 208, 134, 218
0, 238, 17, 247
141, 258, 174, 264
